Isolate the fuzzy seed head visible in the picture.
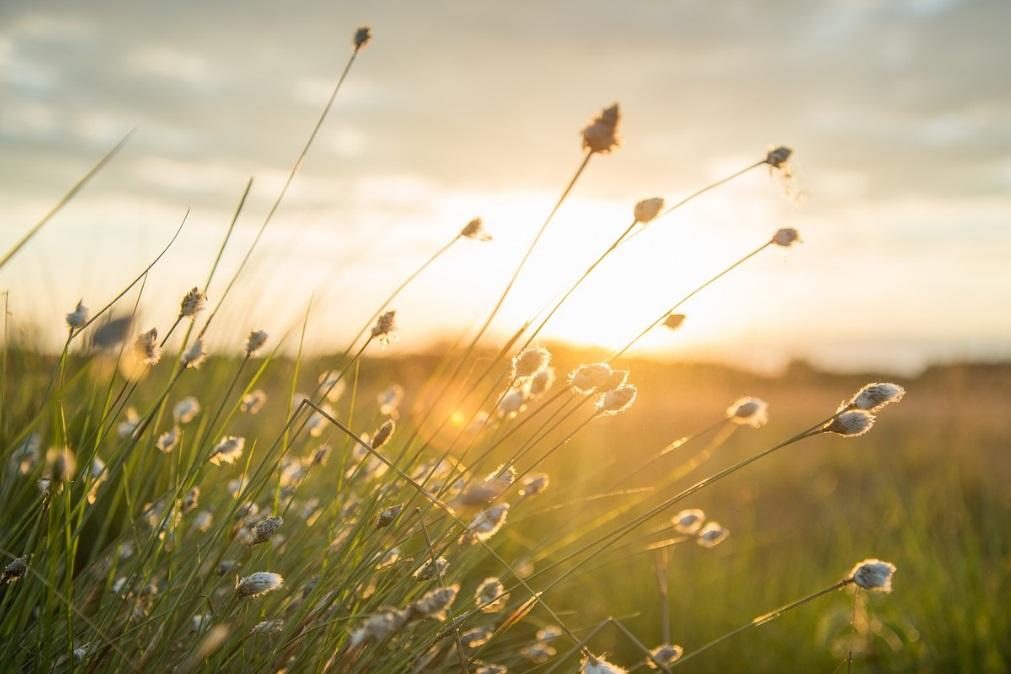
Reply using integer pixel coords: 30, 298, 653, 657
696, 521, 730, 548
672, 508, 705, 534
240, 390, 267, 414
825, 410, 876, 437
245, 330, 268, 356
771, 227, 801, 247
66, 300, 89, 330
173, 396, 201, 424
664, 313, 686, 331
519, 472, 550, 498
475, 577, 509, 613
376, 504, 402, 528
410, 584, 459, 621
413, 556, 449, 581
156, 427, 180, 453
371, 310, 396, 341
529, 367, 555, 398
850, 382, 905, 412
1, 557, 27, 584
236, 571, 283, 597
377, 383, 404, 416
209, 436, 245, 465
251, 516, 283, 545
461, 626, 494, 649
182, 338, 207, 368
354, 26, 372, 49
134, 328, 162, 366
179, 287, 207, 318
371, 420, 395, 449
461, 217, 492, 241
849, 558, 896, 592
766, 146, 793, 168
513, 346, 551, 379
181, 486, 199, 513
634, 197, 664, 224
318, 370, 347, 402
596, 384, 637, 416
726, 397, 769, 428
569, 362, 614, 395
465, 503, 510, 543
646, 643, 683, 669
46, 447, 76, 483
497, 385, 528, 419
581, 103, 621, 154
522, 642, 558, 663
350, 607, 407, 647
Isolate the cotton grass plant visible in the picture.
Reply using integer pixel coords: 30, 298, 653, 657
0, 22, 920, 674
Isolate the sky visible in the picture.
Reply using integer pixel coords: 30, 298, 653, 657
1, 0, 1009, 375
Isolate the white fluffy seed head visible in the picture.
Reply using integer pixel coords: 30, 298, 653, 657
849, 382, 905, 412
771, 228, 801, 247
156, 427, 180, 453
475, 577, 509, 613
726, 397, 769, 428
173, 396, 200, 424
672, 508, 705, 534
825, 410, 876, 437
519, 472, 550, 498
529, 367, 556, 398
241, 390, 267, 414
179, 287, 207, 318
513, 346, 551, 379
245, 330, 268, 356
251, 516, 283, 545
596, 384, 637, 416
182, 338, 207, 369
497, 386, 528, 419
696, 521, 730, 548
209, 436, 245, 465
465, 503, 510, 543
236, 571, 283, 597
849, 558, 896, 593
646, 643, 683, 669
134, 328, 162, 366
410, 584, 459, 621
569, 363, 610, 394
633, 197, 664, 224
350, 607, 407, 647
581, 104, 621, 154
66, 300, 89, 330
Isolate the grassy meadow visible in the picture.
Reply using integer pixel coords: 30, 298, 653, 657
1, 24, 1009, 674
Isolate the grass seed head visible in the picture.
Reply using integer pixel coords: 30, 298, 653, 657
371, 419, 396, 449
634, 197, 665, 223
582, 103, 621, 154
465, 503, 510, 543
236, 571, 284, 597
696, 521, 730, 548
179, 287, 207, 318
519, 472, 550, 498
765, 146, 793, 168
825, 410, 876, 437
849, 558, 896, 593
726, 396, 769, 428
245, 329, 268, 356
173, 396, 201, 424
664, 313, 686, 331
529, 367, 556, 398
410, 584, 459, 621
134, 328, 161, 365
513, 346, 551, 379
354, 26, 372, 49
597, 384, 637, 416
569, 362, 614, 394
209, 436, 245, 465
66, 300, 89, 330
371, 310, 397, 343
849, 382, 905, 412
646, 643, 684, 669
475, 577, 509, 613
1, 556, 28, 584
581, 654, 628, 674
771, 227, 801, 247
182, 338, 207, 368
461, 217, 492, 241
251, 516, 283, 545
672, 508, 705, 534
522, 642, 557, 663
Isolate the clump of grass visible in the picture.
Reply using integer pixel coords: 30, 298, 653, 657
2, 19, 988, 674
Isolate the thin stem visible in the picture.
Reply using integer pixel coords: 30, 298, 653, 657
672, 579, 853, 667
0, 131, 134, 270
